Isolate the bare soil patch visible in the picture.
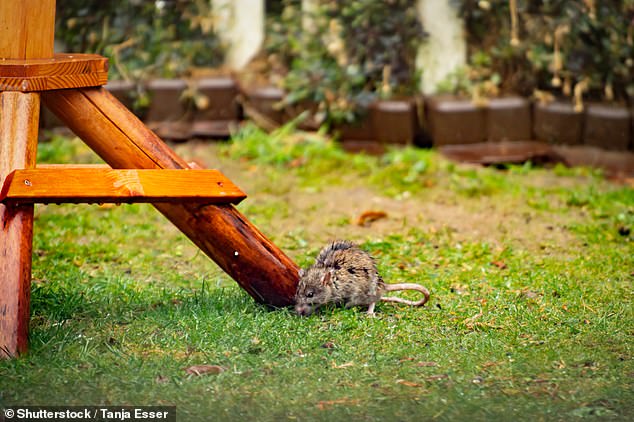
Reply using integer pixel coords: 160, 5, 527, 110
174, 141, 582, 258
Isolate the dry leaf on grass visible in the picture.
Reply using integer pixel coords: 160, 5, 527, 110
184, 364, 226, 376
416, 361, 439, 367
356, 210, 388, 227
396, 379, 424, 388
332, 361, 354, 369
288, 157, 306, 168
490, 260, 508, 269
316, 398, 361, 410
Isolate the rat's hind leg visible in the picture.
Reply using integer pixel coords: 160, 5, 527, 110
366, 302, 376, 316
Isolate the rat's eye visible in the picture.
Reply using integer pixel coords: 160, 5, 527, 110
306, 291, 314, 298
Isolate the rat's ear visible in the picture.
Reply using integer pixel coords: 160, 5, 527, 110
320, 271, 333, 286
298, 269, 305, 278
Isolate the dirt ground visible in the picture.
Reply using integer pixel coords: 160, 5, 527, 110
174, 141, 584, 260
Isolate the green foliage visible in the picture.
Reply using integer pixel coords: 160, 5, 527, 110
224, 120, 349, 168
56, 0, 225, 81
37, 135, 105, 165
266, 1, 426, 126
224, 121, 440, 193
326, 0, 425, 96
456, 0, 634, 102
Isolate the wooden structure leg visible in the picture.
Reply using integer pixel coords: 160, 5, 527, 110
43, 87, 299, 307
0, 92, 40, 357
0, 0, 54, 358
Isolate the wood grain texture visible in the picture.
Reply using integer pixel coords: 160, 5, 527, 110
0, 0, 54, 358
43, 87, 299, 307
0, 92, 40, 358
0, 168, 246, 205
0, 54, 109, 91
0, 0, 55, 60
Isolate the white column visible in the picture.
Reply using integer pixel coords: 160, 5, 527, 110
417, 0, 467, 94
212, 0, 265, 70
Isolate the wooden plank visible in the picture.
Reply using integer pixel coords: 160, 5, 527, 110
43, 87, 299, 307
0, 54, 109, 91
0, 73, 109, 92
0, 168, 246, 204
36, 164, 111, 169
0, 54, 108, 77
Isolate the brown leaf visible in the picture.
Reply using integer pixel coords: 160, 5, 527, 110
491, 260, 508, 269
316, 398, 360, 410
155, 374, 169, 384
184, 365, 226, 376
332, 361, 354, 369
396, 379, 423, 387
288, 157, 306, 168
356, 210, 388, 227
416, 361, 439, 367
463, 311, 483, 325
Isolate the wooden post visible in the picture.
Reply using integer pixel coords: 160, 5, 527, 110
0, 0, 56, 358
43, 87, 299, 307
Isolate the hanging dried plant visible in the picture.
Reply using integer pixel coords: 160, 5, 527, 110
509, 0, 520, 47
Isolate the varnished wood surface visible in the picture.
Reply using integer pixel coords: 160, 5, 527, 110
0, 0, 54, 358
0, 168, 246, 205
0, 1, 55, 60
0, 54, 109, 91
43, 87, 299, 307
0, 92, 39, 358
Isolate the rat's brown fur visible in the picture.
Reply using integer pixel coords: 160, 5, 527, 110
294, 240, 430, 316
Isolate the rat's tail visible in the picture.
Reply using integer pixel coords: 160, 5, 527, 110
381, 283, 430, 307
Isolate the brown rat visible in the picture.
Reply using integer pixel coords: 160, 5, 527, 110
294, 240, 430, 316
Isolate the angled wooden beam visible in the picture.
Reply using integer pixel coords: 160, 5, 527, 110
43, 87, 300, 307
0, 168, 246, 205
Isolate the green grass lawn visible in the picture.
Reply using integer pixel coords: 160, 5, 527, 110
1, 125, 632, 421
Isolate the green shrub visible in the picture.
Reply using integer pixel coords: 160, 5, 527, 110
265, 0, 426, 126
456, 0, 634, 103
56, 0, 225, 81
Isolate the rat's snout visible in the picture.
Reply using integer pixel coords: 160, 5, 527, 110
295, 303, 313, 316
